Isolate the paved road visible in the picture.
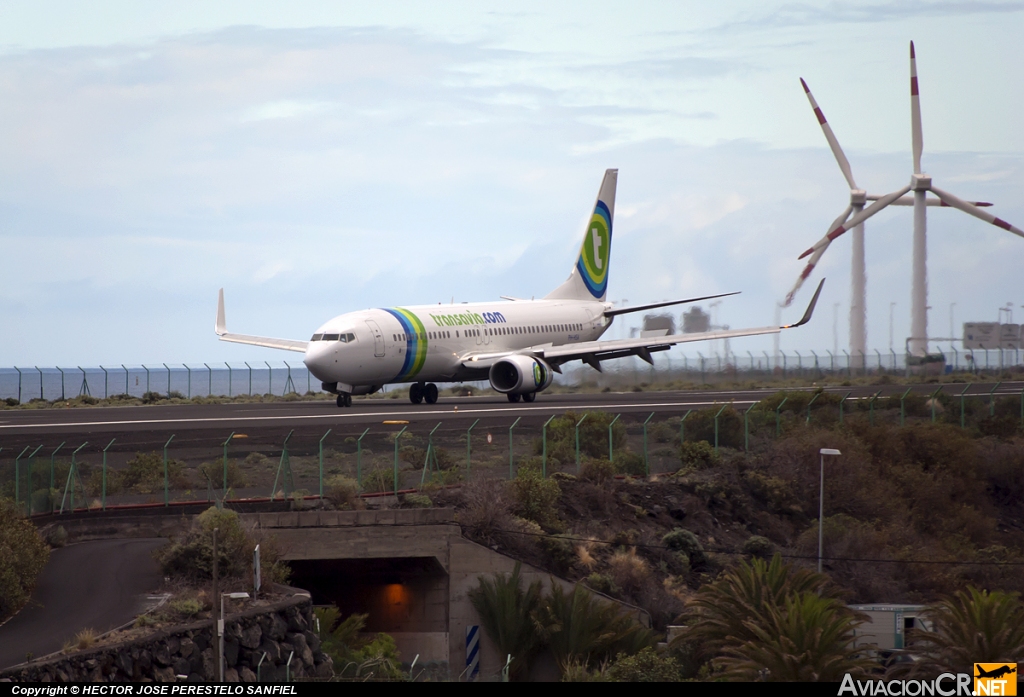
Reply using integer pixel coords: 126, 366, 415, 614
0, 538, 167, 671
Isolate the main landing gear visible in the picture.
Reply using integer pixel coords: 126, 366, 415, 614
507, 392, 537, 403
336, 393, 352, 408
409, 383, 439, 405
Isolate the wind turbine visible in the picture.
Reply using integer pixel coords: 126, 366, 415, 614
789, 77, 994, 367
787, 42, 1024, 358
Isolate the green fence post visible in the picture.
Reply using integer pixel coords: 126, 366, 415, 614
26, 445, 43, 515
164, 363, 171, 396
317, 427, 329, 497
394, 426, 407, 494
355, 428, 369, 490
185, 364, 191, 399
930, 387, 943, 423
714, 404, 728, 453
62, 441, 88, 513
642, 412, 654, 477
466, 419, 479, 476
869, 392, 880, 426
509, 417, 521, 479
265, 361, 273, 397
421, 422, 442, 486
960, 383, 972, 429
900, 387, 913, 427
680, 410, 691, 444
839, 391, 851, 424
775, 398, 788, 437
1020, 386, 1023, 426
226, 362, 232, 397
575, 413, 589, 473
744, 402, 758, 452
608, 414, 620, 463
806, 392, 820, 425
14, 446, 29, 515
222, 432, 235, 495
989, 382, 1001, 417
205, 363, 212, 397
542, 415, 555, 478
102, 438, 116, 511
49, 442, 65, 513
245, 362, 252, 396
270, 430, 294, 500
163, 435, 175, 506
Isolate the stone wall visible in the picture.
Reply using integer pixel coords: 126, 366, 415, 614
0, 590, 332, 682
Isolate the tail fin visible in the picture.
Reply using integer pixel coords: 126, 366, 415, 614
545, 168, 617, 302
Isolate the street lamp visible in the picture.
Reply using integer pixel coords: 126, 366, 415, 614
818, 448, 842, 574
220, 592, 250, 681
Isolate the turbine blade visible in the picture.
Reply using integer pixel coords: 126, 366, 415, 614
910, 41, 923, 174
800, 78, 857, 190
784, 244, 829, 307
931, 186, 1024, 239
798, 185, 912, 259
882, 195, 992, 207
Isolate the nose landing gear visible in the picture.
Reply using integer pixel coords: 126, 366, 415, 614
409, 383, 439, 405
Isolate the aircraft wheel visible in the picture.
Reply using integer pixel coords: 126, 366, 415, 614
424, 383, 439, 404
409, 383, 424, 404
336, 393, 352, 408
522, 392, 536, 403
507, 393, 521, 403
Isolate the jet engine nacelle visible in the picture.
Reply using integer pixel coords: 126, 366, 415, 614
488, 355, 554, 395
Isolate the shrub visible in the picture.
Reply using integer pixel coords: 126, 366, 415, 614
681, 407, 743, 449
679, 441, 720, 470
662, 528, 706, 568
742, 535, 775, 559
606, 647, 683, 682
198, 460, 247, 490
118, 452, 191, 493
539, 411, 629, 463
4, 397, 19, 407
156, 506, 271, 581
614, 451, 645, 476
169, 597, 203, 618
579, 459, 616, 484
0, 500, 50, 621
325, 475, 361, 509
403, 493, 432, 508
607, 548, 651, 597
539, 534, 576, 573
507, 463, 561, 528
585, 573, 619, 596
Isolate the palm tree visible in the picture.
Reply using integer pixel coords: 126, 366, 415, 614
535, 581, 654, 673
898, 586, 1024, 677
676, 553, 841, 660
467, 562, 544, 681
716, 592, 873, 681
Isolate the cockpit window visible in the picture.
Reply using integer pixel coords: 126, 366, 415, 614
342, 333, 356, 342
311, 333, 324, 341
322, 333, 340, 341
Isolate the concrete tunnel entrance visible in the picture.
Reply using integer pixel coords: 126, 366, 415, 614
288, 557, 449, 636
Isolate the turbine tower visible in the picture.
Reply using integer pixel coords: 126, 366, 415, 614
787, 42, 1024, 358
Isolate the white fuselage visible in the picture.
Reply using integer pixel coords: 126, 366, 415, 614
302, 298, 610, 392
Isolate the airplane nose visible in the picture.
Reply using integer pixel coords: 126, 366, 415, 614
303, 342, 334, 381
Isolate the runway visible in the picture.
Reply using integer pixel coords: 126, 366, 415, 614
0, 382, 1018, 441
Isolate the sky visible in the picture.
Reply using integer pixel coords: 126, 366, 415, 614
1, 1, 1023, 367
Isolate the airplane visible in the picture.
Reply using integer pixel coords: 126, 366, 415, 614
216, 169, 824, 407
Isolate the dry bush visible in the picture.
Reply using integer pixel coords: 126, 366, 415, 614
608, 547, 651, 597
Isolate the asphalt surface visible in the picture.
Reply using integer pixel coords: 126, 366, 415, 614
0, 538, 167, 670
0, 382, 1019, 454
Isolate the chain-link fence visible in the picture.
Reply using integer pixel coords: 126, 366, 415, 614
3, 347, 1021, 403
3, 384, 1021, 517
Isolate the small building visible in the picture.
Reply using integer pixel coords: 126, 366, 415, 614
849, 604, 930, 650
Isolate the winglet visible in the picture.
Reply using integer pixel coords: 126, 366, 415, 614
216, 288, 227, 336
783, 278, 825, 329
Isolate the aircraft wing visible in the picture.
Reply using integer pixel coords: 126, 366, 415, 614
216, 289, 308, 353
461, 279, 824, 371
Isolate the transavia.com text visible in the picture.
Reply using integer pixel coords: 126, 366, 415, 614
10, 688, 297, 696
